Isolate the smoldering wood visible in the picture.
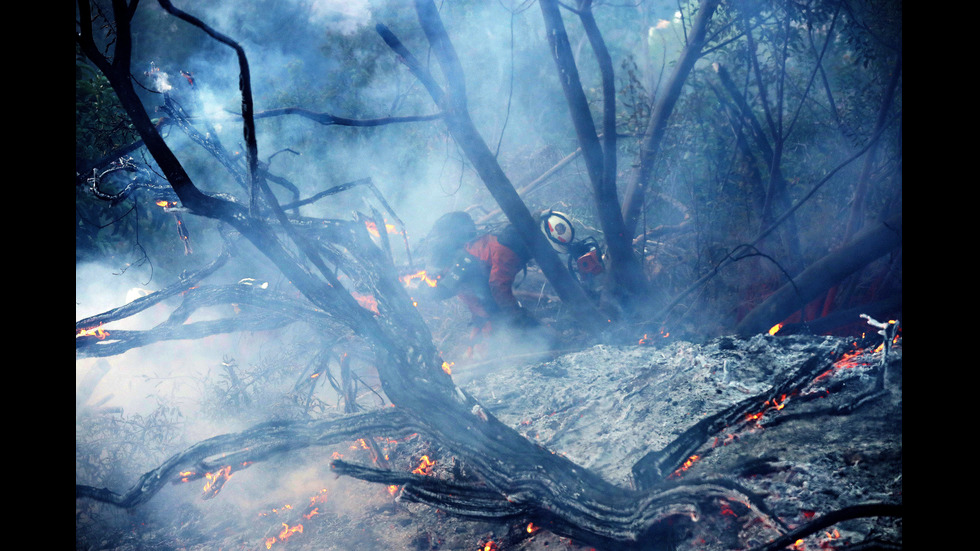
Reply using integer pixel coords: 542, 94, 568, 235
75, 408, 417, 508
632, 353, 838, 489
735, 215, 902, 336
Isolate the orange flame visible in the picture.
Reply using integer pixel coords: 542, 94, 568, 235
387, 485, 399, 497
202, 465, 233, 498
442, 361, 454, 375
77, 324, 110, 340
351, 291, 379, 314
412, 455, 436, 476
365, 220, 400, 238
769, 323, 783, 336
669, 454, 700, 479
401, 270, 439, 288
527, 522, 540, 533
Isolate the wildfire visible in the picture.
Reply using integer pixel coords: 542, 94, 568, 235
401, 270, 439, 288
412, 455, 436, 476
351, 291, 379, 314
482, 541, 499, 551
769, 323, 783, 336
639, 327, 670, 345
265, 522, 303, 549
668, 454, 700, 478
387, 485, 399, 497
202, 465, 233, 499
365, 220, 400, 238
442, 361, 454, 375
77, 324, 110, 340
527, 522, 540, 534
745, 394, 788, 423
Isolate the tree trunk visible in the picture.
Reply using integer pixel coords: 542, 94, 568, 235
735, 214, 902, 337
538, 0, 648, 303
376, 1, 603, 327
620, 0, 721, 238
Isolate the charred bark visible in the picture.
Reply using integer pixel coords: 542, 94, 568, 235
735, 214, 901, 337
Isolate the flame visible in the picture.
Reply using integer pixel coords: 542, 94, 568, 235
351, 291, 379, 314
77, 324, 110, 340
745, 394, 788, 422
272, 523, 303, 547
442, 361, 454, 375
669, 454, 700, 478
482, 541, 499, 551
527, 522, 540, 533
401, 270, 439, 288
202, 465, 233, 499
769, 323, 783, 336
365, 220, 400, 238
387, 485, 399, 497
412, 455, 436, 476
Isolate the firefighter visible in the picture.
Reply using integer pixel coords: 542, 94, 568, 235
422, 211, 538, 339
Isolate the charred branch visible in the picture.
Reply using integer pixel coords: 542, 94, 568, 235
76, 282, 355, 359
632, 352, 842, 489
736, 215, 901, 337
75, 408, 416, 509
252, 107, 443, 127
746, 503, 902, 551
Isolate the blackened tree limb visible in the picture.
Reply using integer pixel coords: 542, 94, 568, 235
377, 3, 602, 327
156, 0, 262, 213
75, 408, 416, 508
620, 0, 721, 238
735, 214, 901, 337
75, 284, 356, 358
539, 0, 647, 302
632, 353, 840, 489
746, 503, 903, 551
75, 249, 230, 331
252, 107, 443, 127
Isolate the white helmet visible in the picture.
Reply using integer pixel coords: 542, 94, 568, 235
540, 211, 575, 252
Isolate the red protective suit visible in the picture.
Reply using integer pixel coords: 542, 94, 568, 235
456, 233, 526, 322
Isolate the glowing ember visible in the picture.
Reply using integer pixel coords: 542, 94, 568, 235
482, 541, 499, 551
412, 455, 436, 476
527, 522, 540, 533
351, 291, 379, 314
745, 394, 788, 422
77, 324, 110, 340
365, 220, 400, 238
401, 270, 439, 288
669, 454, 700, 478
441, 361, 454, 375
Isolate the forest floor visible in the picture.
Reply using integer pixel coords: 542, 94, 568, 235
75, 333, 902, 551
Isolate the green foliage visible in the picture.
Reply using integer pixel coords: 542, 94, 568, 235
75, 56, 139, 165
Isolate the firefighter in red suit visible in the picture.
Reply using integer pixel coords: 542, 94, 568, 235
424, 211, 537, 340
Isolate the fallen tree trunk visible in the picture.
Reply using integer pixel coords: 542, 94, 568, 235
735, 213, 902, 336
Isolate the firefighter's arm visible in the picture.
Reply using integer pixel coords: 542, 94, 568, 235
488, 242, 537, 327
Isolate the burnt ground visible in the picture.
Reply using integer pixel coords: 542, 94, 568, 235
75, 333, 902, 551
